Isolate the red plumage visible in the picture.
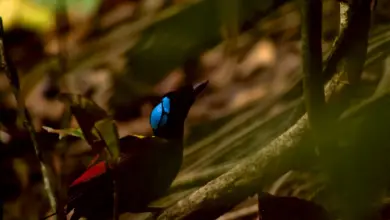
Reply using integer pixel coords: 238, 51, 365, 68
70, 161, 107, 187
66, 135, 183, 220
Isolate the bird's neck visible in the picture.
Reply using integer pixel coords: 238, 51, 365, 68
154, 123, 184, 141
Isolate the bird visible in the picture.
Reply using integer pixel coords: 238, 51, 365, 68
258, 192, 330, 220
64, 80, 208, 220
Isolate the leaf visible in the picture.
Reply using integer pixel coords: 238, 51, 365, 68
57, 93, 121, 165
0, 0, 54, 32
94, 118, 120, 162
126, 0, 289, 84
33, 0, 102, 14
42, 126, 84, 140
58, 93, 107, 146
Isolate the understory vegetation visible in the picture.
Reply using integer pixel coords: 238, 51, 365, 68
2, 0, 390, 219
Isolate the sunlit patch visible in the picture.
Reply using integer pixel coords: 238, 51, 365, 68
150, 97, 171, 130
130, 134, 147, 139
0, 130, 11, 143
129, 134, 156, 139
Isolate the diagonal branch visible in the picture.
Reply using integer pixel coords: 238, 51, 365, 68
157, 75, 341, 220
156, 2, 372, 219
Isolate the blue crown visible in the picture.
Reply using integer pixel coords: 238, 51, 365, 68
150, 97, 171, 130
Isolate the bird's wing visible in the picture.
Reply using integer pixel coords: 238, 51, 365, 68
84, 134, 149, 168
70, 161, 107, 187
69, 134, 168, 187
66, 135, 175, 216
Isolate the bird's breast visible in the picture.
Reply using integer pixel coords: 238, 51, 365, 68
117, 141, 183, 204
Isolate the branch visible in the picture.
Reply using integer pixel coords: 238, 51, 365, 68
0, 17, 58, 218
170, 162, 236, 192
0, 19, 19, 91
300, 0, 326, 135
341, 0, 372, 85
374, 56, 390, 97
170, 100, 304, 193
156, 76, 338, 220
323, 0, 370, 85
52, 1, 69, 219
156, 3, 370, 218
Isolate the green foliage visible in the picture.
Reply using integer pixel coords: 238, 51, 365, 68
58, 93, 107, 146
42, 126, 84, 139
57, 93, 121, 162
4, 0, 390, 219
33, 0, 101, 14
94, 119, 120, 162
126, 0, 289, 84
0, 0, 54, 31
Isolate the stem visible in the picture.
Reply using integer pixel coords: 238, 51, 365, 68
0, 17, 58, 219
342, 0, 371, 85
300, 0, 326, 134
54, 1, 70, 219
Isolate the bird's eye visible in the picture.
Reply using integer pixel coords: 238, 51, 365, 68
150, 97, 171, 130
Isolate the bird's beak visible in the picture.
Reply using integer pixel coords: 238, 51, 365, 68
192, 80, 208, 97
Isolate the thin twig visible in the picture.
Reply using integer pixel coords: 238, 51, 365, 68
55, 0, 68, 74
374, 56, 390, 96
103, 156, 119, 220
0, 17, 58, 219
300, 0, 326, 136
111, 163, 119, 220
54, 1, 70, 219
95, 120, 121, 220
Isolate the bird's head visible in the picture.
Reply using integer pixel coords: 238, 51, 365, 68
149, 80, 208, 140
